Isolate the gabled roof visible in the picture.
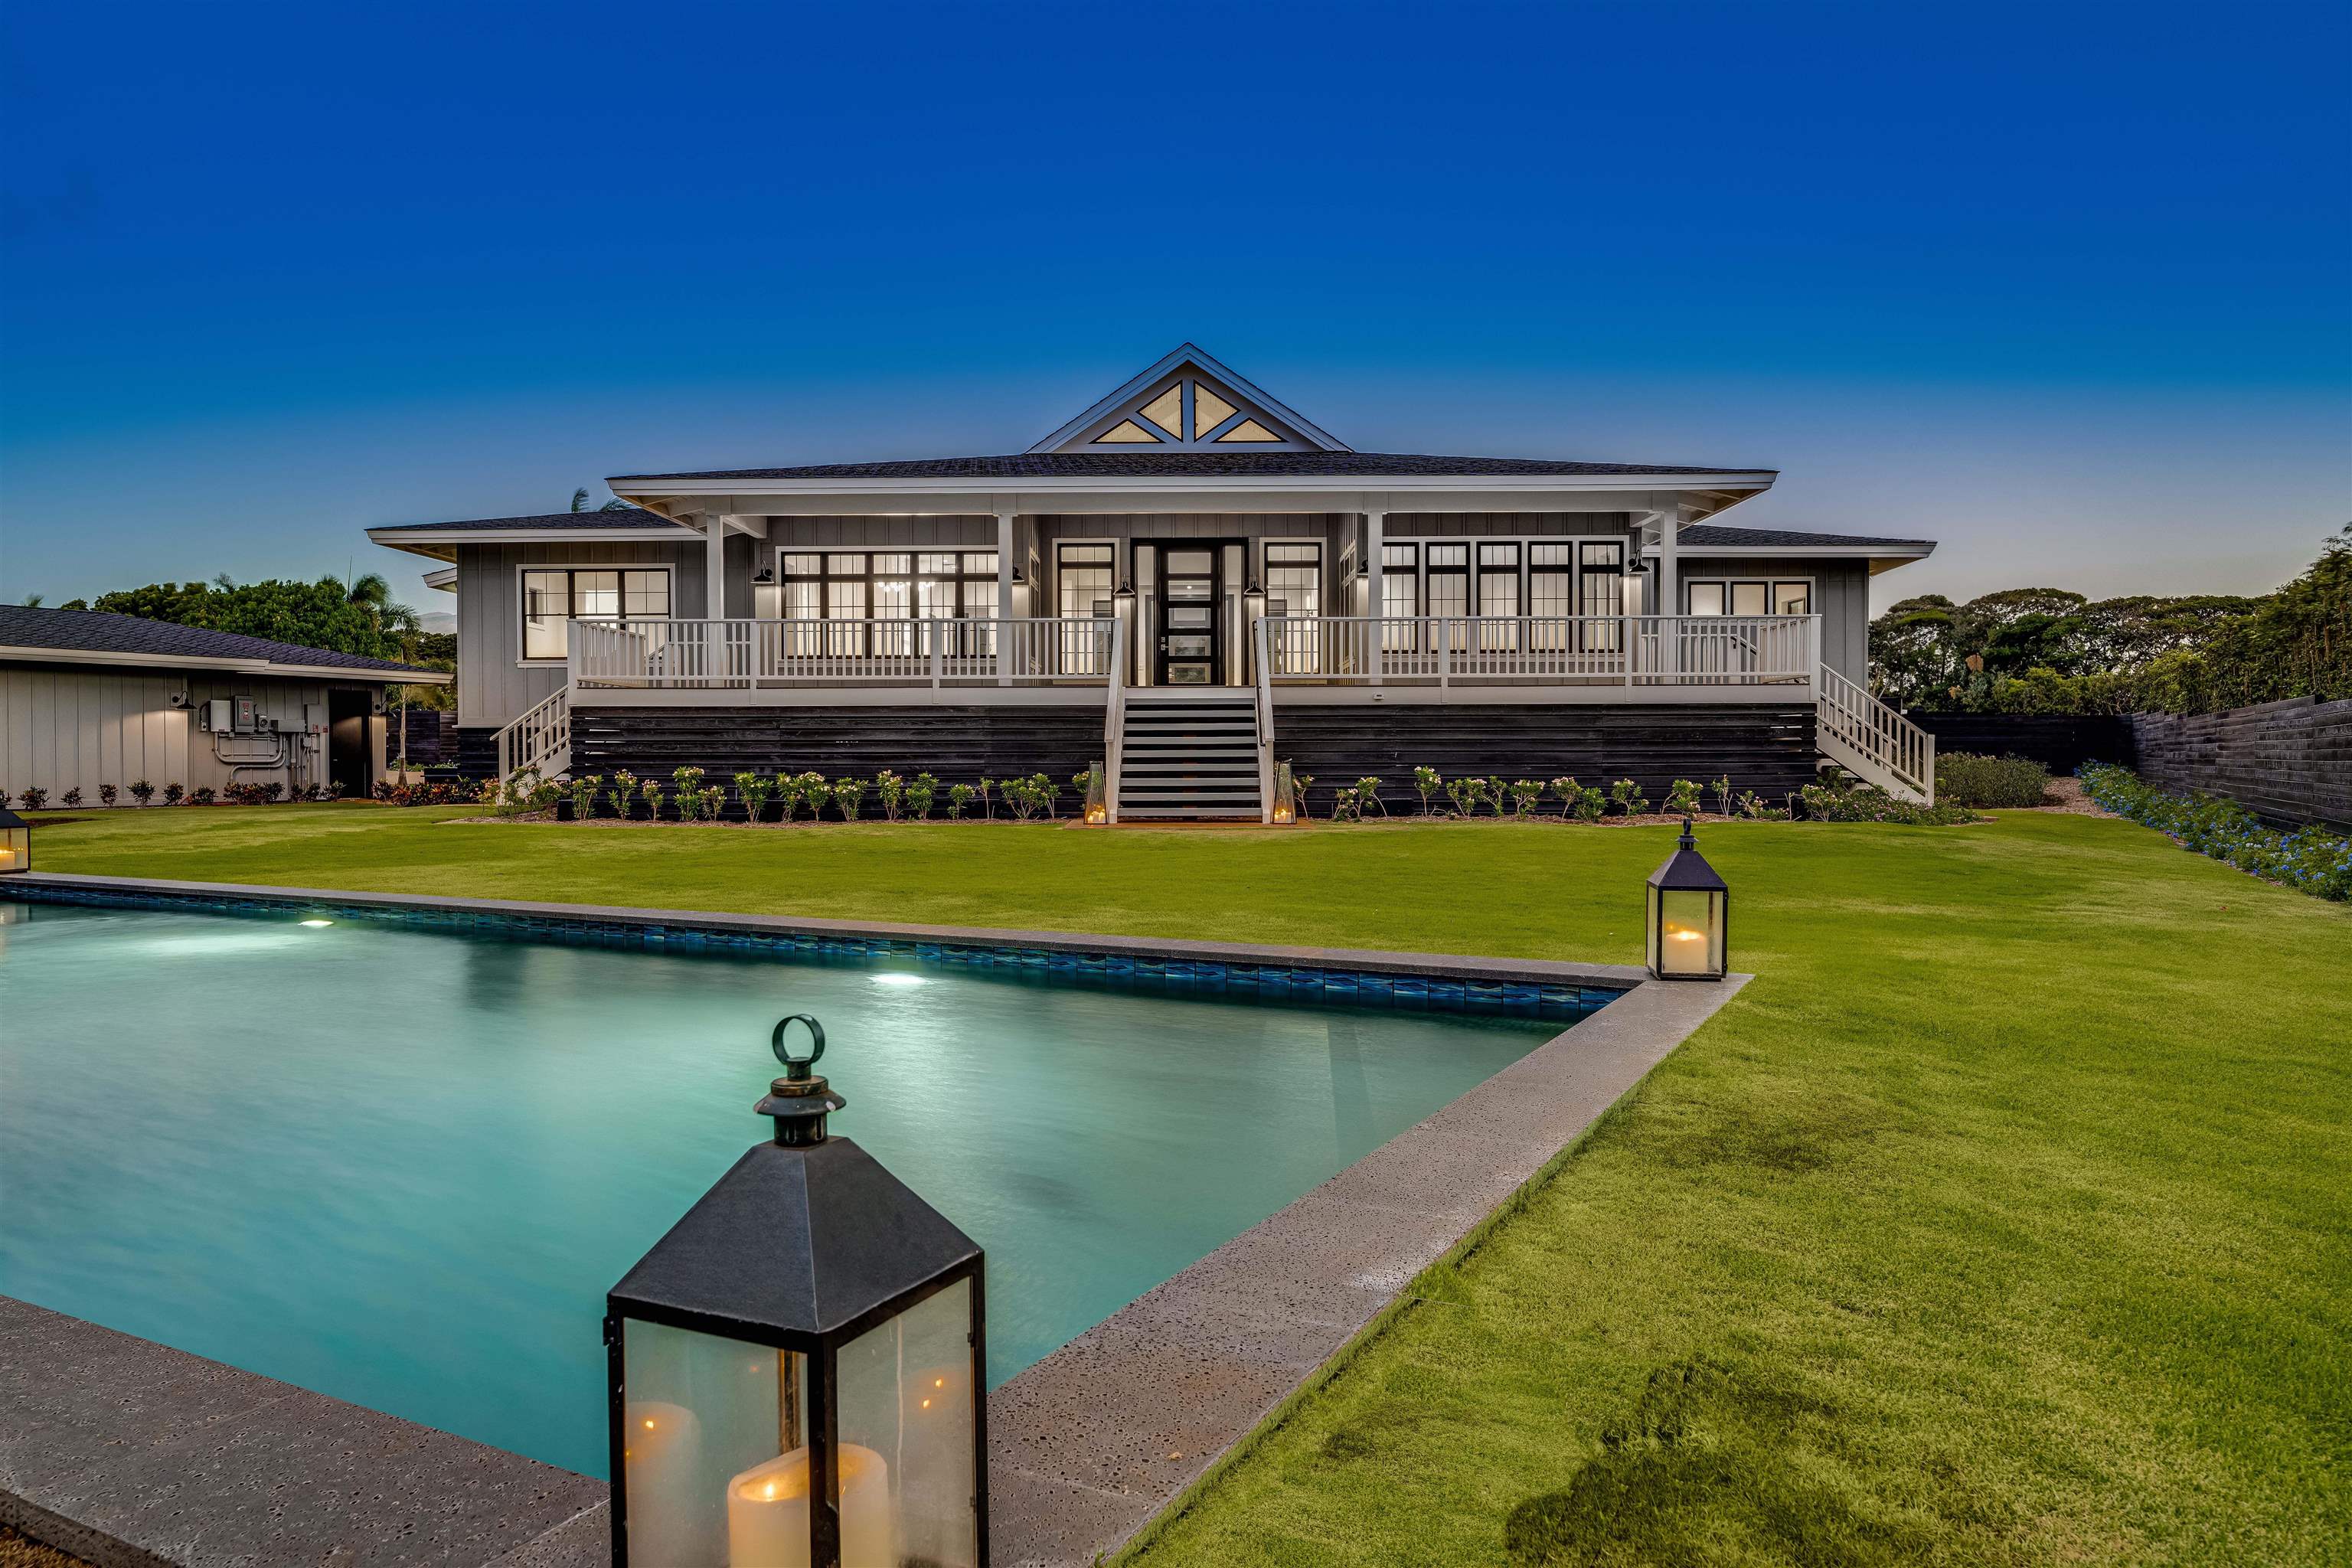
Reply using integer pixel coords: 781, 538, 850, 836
609, 451, 1761, 483
1026, 343, 1349, 453
0, 605, 447, 680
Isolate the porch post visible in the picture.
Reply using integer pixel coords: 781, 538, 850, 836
996, 506, 1015, 687
1362, 508, 1384, 687
704, 514, 730, 620
1651, 499, 1681, 681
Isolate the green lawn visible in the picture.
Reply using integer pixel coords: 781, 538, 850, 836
21, 805, 2352, 1566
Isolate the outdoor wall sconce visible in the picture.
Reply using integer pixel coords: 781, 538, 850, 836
0, 807, 27, 874
605, 1014, 985, 1567
1645, 817, 1727, 981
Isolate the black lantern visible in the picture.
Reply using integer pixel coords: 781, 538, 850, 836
0, 806, 27, 874
1645, 818, 1727, 980
606, 1015, 985, 1567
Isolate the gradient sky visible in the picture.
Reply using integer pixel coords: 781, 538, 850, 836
4, 1, 2347, 619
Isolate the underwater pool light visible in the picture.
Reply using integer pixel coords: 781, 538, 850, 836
299, 919, 335, 928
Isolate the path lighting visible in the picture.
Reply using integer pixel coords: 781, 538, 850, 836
1645, 817, 1727, 981
0, 807, 28, 874
1271, 762, 1297, 825
606, 1014, 986, 1568
1083, 762, 1109, 825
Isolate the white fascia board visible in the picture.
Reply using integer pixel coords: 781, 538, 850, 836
610, 471, 1778, 501
422, 567, 458, 592
1660, 543, 1935, 558
0, 645, 449, 683
366, 526, 696, 548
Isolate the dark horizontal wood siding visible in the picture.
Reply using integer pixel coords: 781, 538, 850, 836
1272, 703, 1817, 815
571, 706, 1106, 789
2128, 696, 2352, 830
1910, 714, 2135, 774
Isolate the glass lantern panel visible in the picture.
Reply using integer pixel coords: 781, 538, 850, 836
0, 828, 24, 872
835, 1278, 980, 1568
1656, 887, 1721, 976
620, 1318, 808, 1566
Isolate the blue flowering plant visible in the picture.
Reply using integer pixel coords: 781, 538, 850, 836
2079, 763, 2351, 902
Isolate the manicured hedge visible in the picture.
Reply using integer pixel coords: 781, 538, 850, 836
1935, 752, 2050, 808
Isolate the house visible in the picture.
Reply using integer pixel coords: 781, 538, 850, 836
368, 345, 1936, 816
0, 605, 450, 803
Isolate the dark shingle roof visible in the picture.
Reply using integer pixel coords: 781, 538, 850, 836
607, 452, 1772, 482
370, 507, 691, 534
1677, 525, 1934, 550
0, 605, 439, 676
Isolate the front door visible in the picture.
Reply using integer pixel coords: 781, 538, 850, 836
1156, 544, 1223, 685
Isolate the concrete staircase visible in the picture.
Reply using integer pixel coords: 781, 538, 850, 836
1113, 693, 1265, 819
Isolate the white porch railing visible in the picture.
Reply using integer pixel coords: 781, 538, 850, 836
1101, 616, 1129, 823
1259, 615, 1818, 687
570, 616, 1119, 689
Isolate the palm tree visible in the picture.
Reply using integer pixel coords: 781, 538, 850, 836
573, 485, 633, 513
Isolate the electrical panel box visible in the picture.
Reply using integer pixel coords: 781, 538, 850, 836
302, 703, 327, 736
234, 697, 256, 733
202, 698, 232, 733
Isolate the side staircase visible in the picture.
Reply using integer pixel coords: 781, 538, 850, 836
1111, 692, 1266, 820
1815, 664, 1936, 803
494, 687, 572, 782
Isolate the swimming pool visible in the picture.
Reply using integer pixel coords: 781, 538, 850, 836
0, 898, 1592, 1478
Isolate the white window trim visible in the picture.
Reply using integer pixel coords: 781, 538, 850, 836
1681, 576, 1817, 616
514, 562, 676, 666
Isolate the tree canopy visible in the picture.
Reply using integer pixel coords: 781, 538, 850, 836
1871, 528, 2350, 714
57, 574, 419, 663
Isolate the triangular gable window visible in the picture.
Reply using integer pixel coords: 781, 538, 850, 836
1138, 384, 1184, 439
1040, 345, 1348, 453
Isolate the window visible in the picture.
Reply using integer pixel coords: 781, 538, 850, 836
521, 567, 670, 661
1094, 420, 1158, 444
1684, 580, 1811, 616
1193, 384, 1236, 433
1057, 543, 1116, 619
773, 550, 1001, 655
1214, 418, 1282, 443
1138, 384, 1183, 437
1425, 544, 1469, 642
1476, 543, 1520, 649
1263, 543, 1321, 619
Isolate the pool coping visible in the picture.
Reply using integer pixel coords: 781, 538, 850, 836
1, 873, 1745, 1567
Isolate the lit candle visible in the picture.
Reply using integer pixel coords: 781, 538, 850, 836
621, 1401, 706, 1561
727, 1443, 891, 1567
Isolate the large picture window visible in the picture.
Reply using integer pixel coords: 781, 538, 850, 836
521, 567, 671, 662
777, 550, 999, 655
1057, 543, 1116, 619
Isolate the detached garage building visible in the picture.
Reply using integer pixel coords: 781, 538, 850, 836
0, 605, 449, 802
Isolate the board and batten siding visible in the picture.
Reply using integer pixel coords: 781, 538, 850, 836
454, 540, 704, 731
0, 665, 363, 801
1675, 554, 1870, 687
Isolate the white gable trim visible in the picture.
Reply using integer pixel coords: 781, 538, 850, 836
1027, 342, 1351, 454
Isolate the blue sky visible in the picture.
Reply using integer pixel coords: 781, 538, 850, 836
3, 1, 2346, 616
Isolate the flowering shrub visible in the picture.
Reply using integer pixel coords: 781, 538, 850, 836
18, 787, 47, 810
374, 779, 469, 806
569, 774, 603, 820
906, 773, 938, 819
946, 782, 975, 819
831, 777, 867, 821
1663, 779, 1702, 816
1609, 778, 1650, 818
1413, 766, 1442, 815
162, 783, 185, 805
876, 769, 907, 821
2079, 763, 2350, 901
191, 786, 217, 805
99, 784, 119, 807
735, 772, 773, 820
129, 779, 155, 806
1444, 776, 1483, 817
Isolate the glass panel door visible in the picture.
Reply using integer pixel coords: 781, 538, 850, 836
1157, 546, 1220, 684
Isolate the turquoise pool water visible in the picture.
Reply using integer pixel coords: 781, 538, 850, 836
0, 899, 1583, 1478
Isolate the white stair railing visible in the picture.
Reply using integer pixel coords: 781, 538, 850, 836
1102, 616, 1129, 824
1253, 616, 1276, 823
1815, 663, 1935, 803
495, 685, 571, 782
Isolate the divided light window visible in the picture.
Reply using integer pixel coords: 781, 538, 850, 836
1057, 543, 1116, 619
1264, 543, 1321, 619
521, 567, 670, 661
777, 551, 1000, 622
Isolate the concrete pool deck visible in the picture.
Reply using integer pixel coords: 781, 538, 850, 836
1, 873, 1746, 1566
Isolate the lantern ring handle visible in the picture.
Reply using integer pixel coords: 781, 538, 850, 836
771, 1014, 826, 1076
